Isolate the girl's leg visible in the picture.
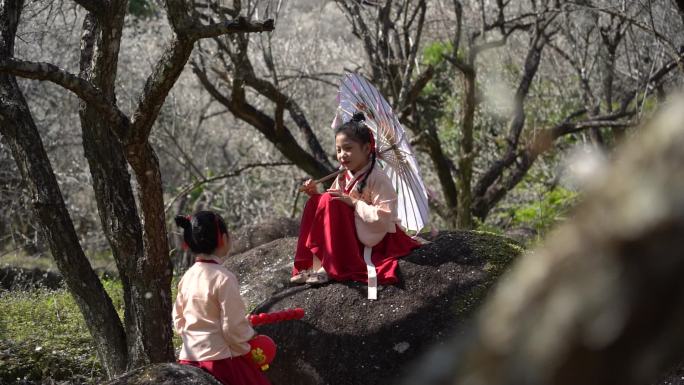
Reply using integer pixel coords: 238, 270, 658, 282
305, 193, 368, 282
305, 254, 329, 284
292, 194, 322, 274
370, 225, 421, 284
312, 254, 322, 272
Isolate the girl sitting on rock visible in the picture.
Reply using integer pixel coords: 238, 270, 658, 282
174, 211, 271, 385
290, 112, 420, 289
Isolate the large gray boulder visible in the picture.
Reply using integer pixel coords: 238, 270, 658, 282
0, 266, 62, 290
102, 363, 221, 385
230, 217, 300, 255
225, 238, 298, 307
232, 231, 522, 385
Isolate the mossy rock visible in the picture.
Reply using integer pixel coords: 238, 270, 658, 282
245, 231, 522, 385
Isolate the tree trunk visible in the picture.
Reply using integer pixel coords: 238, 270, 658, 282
78, 11, 160, 370
423, 119, 459, 229
456, 67, 476, 229
0, 80, 129, 378
0, 0, 129, 376
125, 142, 175, 363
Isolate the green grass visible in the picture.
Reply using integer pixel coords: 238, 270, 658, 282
0, 252, 57, 271
0, 276, 184, 384
510, 187, 579, 244
0, 287, 105, 384
0, 250, 118, 274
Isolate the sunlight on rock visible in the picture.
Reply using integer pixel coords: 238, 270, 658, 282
393, 341, 410, 353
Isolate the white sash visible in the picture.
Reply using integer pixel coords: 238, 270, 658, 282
363, 246, 377, 300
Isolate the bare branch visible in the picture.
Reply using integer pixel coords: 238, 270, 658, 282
567, 1, 682, 66
160, 124, 205, 180
192, 61, 333, 179
399, 64, 434, 119
188, 16, 274, 39
0, 58, 130, 128
128, 6, 274, 145
473, 26, 547, 199
279, 72, 340, 88
72, 0, 104, 15
452, 0, 463, 54
164, 162, 293, 212
128, 38, 194, 144
397, 0, 426, 105
192, 1, 240, 18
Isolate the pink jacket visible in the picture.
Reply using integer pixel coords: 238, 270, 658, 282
331, 161, 400, 247
172, 256, 255, 361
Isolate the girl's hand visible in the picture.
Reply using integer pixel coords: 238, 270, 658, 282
300, 179, 318, 196
328, 190, 357, 207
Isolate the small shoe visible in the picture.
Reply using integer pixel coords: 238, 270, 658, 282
290, 270, 310, 284
305, 271, 329, 285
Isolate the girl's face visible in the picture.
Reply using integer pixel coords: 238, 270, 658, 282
336, 132, 371, 173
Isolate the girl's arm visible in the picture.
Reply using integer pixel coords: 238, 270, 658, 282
353, 175, 397, 229
217, 273, 256, 349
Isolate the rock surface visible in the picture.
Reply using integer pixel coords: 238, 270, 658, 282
232, 231, 522, 385
0, 266, 62, 290
103, 363, 221, 385
225, 238, 298, 307
230, 217, 300, 255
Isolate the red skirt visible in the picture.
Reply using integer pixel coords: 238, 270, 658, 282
293, 192, 420, 284
179, 354, 271, 385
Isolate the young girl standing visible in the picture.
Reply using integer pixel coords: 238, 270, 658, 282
291, 113, 420, 288
173, 211, 271, 385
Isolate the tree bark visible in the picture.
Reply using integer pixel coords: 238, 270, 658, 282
0, 1, 128, 376
124, 141, 175, 363
422, 118, 459, 229
456, 64, 476, 229
0, 90, 129, 376
78, 9, 163, 369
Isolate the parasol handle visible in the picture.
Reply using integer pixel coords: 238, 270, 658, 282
298, 169, 344, 192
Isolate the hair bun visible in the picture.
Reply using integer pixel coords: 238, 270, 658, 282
351, 112, 365, 122
174, 215, 191, 229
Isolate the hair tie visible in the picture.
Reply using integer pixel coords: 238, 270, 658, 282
181, 215, 192, 251
215, 215, 224, 249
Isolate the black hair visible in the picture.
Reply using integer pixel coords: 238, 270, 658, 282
174, 210, 229, 255
334, 112, 376, 193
